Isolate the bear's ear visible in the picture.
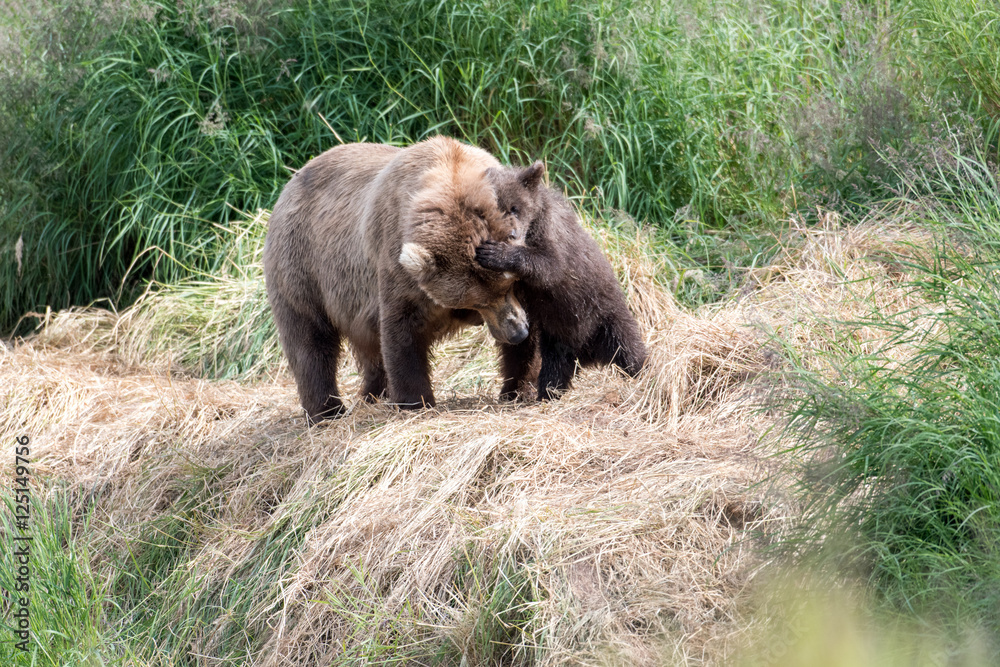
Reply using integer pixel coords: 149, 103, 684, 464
399, 242, 435, 277
520, 161, 545, 191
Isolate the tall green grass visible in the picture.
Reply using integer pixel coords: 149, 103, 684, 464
3, 0, 982, 331
776, 151, 1000, 641
911, 0, 1000, 118
112, 209, 282, 379
0, 0, 686, 332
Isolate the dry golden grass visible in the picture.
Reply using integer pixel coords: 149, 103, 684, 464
0, 209, 936, 665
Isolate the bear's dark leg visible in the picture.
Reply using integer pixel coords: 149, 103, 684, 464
581, 315, 647, 377
537, 331, 577, 401
360, 358, 388, 402
273, 302, 345, 423
380, 302, 436, 409
607, 314, 647, 376
498, 323, 540, 401
351, 339, 388, 403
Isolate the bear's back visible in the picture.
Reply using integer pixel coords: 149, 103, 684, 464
264, 143, 402, 342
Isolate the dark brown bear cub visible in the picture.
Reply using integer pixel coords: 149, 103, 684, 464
475, 162, 647, 400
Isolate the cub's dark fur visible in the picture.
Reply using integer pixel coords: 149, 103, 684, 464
476, 162, 647, 400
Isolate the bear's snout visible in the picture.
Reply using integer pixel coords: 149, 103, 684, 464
505, 315, 530, 345
480, 293, 529, 345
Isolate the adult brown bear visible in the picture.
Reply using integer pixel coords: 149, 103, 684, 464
475, 161, 647, 400
263, 137, 529, 423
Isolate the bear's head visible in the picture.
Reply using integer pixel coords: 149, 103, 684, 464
399, 165, 530, 345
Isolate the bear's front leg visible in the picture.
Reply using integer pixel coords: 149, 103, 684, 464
537, 331, 577, 401
380, 301, 437, 409
475, 240, 529, 276
498, 322, 540, 401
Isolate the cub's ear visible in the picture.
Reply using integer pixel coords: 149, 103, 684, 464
399, 242, 434, 277
520, 161, 545, 190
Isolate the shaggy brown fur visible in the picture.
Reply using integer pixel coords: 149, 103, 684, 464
263, 137, 529, 422
476, 162, 647, 400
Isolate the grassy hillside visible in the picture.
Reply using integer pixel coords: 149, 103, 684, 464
1, 220, 767, 664
3, 206, 997, 664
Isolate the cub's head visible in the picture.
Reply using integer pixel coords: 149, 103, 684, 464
398, 168, 529, 344
485, 160, 546, 234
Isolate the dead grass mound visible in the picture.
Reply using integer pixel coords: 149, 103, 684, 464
0, 210, 935, 665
